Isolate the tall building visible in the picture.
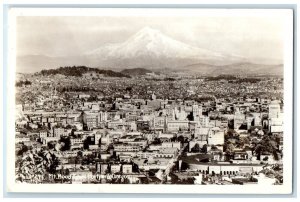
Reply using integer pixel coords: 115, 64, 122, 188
99, 111, 107, 122
192, 104, 202, 118
199, 116, 209, 127
83, 112, 99, 130
208, 127, 225, 145
268, 100, 281, 119
234, 112, 246, 129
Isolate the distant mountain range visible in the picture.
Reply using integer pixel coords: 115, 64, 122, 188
182, 62, 283, 76
17, 27, 283, 76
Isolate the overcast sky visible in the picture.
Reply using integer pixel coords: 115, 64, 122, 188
16, 15, 285, 61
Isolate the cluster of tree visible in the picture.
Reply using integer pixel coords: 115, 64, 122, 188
205, 75, 261, 83
164, 77, 176, 81
260, 166, 283, 184
170, 176, 195, 184
190, 143, 207, 153
145, 77, 178, 81
16, 147, 60, 183
38, 66, 130, 78
106, 176, 130, 184
193, 96, 215, 103
169, 135, 187, 144
205, 75, 237, 81
223, 142, 235, 159
224, 129, 239, 140
59, 136, 71, 151
229, 78, 262, 84
59, 86, 98, 93
16, 143, 29, 156
120, 68, 153, 76
83, 136, 95, 150
152, 138, 161, 145
87, 95, 98, 102
81, 153, 97, 165
254, 135, 279, 160
15, 80, 31, 87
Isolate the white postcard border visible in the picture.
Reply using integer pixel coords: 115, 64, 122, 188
5, 7, 294, 194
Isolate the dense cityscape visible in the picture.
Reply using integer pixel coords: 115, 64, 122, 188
14, 67, 284, 185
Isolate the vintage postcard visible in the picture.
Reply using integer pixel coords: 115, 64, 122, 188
6, 8, 294, 194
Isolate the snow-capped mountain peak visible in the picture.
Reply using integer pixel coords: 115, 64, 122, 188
129, 26, 163, 41
87, 27, 230, 58
84, 27, 244, 67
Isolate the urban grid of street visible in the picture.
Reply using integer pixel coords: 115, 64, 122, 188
14, 70, 284, 185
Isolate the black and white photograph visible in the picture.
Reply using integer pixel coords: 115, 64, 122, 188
5, 7, 294, 194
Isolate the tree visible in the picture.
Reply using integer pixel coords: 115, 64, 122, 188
187, 112, 193, 121
17, 143, 28, 156
211, 145, 218, 150
47, 141, 56, 150
48, 153, 60, 174
202, 144, 208, 153
254, 136, 277, 160
224, 142, 235, 153
77, 151, 83, 157
16, 80, 32, 87
132, 163, 139, 173
87, 95, 98, 102
179, 178, 195, 184
191, 143, 200, 153
241, 136, 250, 145
152, 138, 161, 145
83, 138, 90, 150
262, 156, 269, 161
225, 129, 238, 140
177, 135, 185, 144
60, 136, 71, 151
65, 168, 70, 175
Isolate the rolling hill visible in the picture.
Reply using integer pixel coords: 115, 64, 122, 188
35, 66, 130, 78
